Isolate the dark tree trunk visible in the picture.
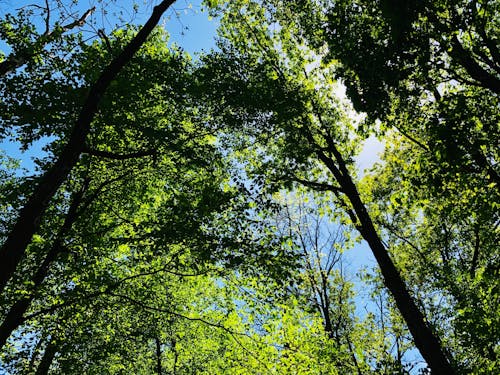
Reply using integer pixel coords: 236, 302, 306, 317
155, 337, 163, 375
0, 242, 62, 349
35, 340, 57, 375
307, 123, 455, 373
0, 0, 176, 295
0, 185, 86, 348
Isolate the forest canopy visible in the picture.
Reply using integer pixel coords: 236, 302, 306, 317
0, 0, 498, 374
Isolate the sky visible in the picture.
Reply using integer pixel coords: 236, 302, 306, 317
0, 0, 384, 292
1, 0, 384, 174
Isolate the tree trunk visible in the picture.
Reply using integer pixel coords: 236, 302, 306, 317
450, 35, 500, 95
35, 340, 57, 375
312, 133, 455, 373
0, 243, 61, 349
0, 186, 85, 348
0, 0, 176, 295
155, 337, 163, 375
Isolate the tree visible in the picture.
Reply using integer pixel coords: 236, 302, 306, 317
0, 2, 95, 77
0, 0, 177, 294
0, 4, 307, 371
275, 192, 417, 373
0, 14, 298, 349
194, 2, 457, 371
0, 22, 196, 344
279, 0, 500, 372
363, 130, 499, 373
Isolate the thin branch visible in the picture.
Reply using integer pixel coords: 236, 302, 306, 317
292, 177, 342, 193
22, 256, 215, 324
98, 29, 113, 53
43, 0, 50, 36
108, 292, 241, 337
393, 124, 430, 151
83, 147, 157, 160
0, 7, 95, 76
57, 7, 95, 35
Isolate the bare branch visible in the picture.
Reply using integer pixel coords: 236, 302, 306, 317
43, 0, 50, 36
58, 7, 95, 34
0, 7, 96, 76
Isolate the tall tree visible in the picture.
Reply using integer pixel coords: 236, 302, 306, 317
279, 1, 499, 372
0, 0, 176, 294
196, 1, 458, 371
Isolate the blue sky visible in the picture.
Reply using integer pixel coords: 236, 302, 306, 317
1, 0, 384, 175
0, 0, 380, 297
0, 0, 381, 285
0, 0, 218, 173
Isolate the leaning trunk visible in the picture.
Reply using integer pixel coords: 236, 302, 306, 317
0, 0, 177, 294
0, 185, 86, 348
35, 340, 57, 375
317, 141, 455, 373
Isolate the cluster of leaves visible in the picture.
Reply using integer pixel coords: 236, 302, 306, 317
0, 2, 299, 372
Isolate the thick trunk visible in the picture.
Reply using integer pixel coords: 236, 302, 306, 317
353, 203, 452, 373
0, 0, 176, 295
0, 143, 82, 294
0, 297, 33, 349
0, 185, 85, 349
0, 243, 60, 349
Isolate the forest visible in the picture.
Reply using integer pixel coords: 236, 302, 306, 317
0, 0, 498, 373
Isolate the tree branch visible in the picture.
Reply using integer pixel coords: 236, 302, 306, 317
0, 7, 95, 76
83, 146, 157, 160
450, 35, 500, 95
57, 7, 95, 34
292, 176, 342, 193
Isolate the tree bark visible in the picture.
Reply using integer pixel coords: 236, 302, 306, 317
0, 186, 84, 349
317, 142, 455, 373
0, 174, 141, 348
301, 115, 454, 373
35, 340, 57, 375
0, 0, 176, 295
155, 337, 163, 375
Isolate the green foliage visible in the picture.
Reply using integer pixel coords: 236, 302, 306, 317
1, 1, 498, 373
